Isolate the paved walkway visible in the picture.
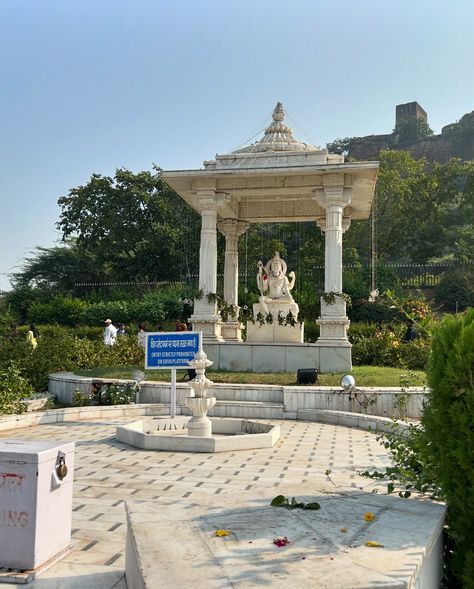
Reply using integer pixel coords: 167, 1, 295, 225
0, 418, 392, 588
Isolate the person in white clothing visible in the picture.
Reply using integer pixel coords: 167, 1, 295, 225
137, 323, 147, 348
103, 319, 117, 346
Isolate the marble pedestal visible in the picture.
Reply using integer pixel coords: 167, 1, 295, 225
247, 302, 303, 343
190, 315, 224, 343
184, 397, 216, 437
246, 321, 304, 343
220, 320, 244, 342
313, 296, 352, 372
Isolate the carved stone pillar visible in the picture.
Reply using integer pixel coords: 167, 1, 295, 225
313, 175, 353, 371
190, 191, 224, 342
217, 219, 249, 341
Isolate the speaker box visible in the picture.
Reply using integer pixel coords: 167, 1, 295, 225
296, 368, 319, 385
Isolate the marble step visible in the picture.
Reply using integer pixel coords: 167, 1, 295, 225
144, 400, 285, 420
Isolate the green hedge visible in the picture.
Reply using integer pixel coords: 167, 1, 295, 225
25, 291, 186, 327
0, 330, 144, 391
351, 326, 431, 370
0, 363, 32, 414
422, 308, 474, 586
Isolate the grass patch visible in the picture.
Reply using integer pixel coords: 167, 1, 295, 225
73, 365, 426, 387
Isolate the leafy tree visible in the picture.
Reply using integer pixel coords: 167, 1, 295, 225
368, 151, 470, 264
325, 137, 360, 156
394, 118, 434, 142
11, 241, 106, 291
57, 168, 200, 282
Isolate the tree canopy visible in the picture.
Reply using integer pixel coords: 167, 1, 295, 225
56, 167, 201, 282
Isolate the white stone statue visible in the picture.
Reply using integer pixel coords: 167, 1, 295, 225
256, 252, 296, 315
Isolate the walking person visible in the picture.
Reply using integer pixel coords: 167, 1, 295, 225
103, 319, 117, 346
26, 323, 39, 349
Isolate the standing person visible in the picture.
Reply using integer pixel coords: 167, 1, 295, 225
175, 320, 187, 332
137, 323, 147, 348
403, 320, 418, 342
117, 323, 127, 336
103, 319, 117, 346
26, 324, 39, 349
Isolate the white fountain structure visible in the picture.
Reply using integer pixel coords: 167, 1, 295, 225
184, 349, 216, 437
116, 347, 280, 453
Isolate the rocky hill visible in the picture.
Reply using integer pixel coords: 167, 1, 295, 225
329, 103, 474, 163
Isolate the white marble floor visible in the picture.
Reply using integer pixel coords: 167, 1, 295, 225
0, 417, 394, 588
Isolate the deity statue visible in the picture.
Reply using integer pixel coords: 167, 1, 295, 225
256, 252, 296, 315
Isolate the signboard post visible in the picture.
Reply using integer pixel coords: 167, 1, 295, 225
145, 331, 201, 418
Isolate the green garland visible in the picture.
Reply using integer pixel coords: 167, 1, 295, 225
321, 291, 352, 306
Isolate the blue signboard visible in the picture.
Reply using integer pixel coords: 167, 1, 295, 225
145, 331, 201, 369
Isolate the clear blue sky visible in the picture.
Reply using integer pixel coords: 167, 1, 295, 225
1, 0, 473, 291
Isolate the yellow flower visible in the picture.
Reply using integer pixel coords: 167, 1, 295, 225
363, 511, 376, 522
365, 541, 384, 548
214, 529, 230, 537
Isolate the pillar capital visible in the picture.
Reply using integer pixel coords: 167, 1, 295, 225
312, 186, 352, 209
217, 218, 249, 238
192, 190, 231, 212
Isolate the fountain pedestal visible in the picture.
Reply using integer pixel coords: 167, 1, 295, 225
184, 397, 216, 437
185, 348, 216, 437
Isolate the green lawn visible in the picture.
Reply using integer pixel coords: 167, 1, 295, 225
74, 365, 426, 387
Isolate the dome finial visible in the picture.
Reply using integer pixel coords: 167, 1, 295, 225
273, 102, 285, 122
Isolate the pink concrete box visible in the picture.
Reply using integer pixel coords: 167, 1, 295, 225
0, 439, 75, 570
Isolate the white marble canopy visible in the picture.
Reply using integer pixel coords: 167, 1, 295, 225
162, 103, 379, 372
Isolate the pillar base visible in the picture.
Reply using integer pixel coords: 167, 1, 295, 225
316, 296, 350, 344
221, 321, 244, 342
190, 315, 224, 343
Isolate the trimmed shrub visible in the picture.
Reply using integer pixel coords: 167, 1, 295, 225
80, 300, 132, 326
0, 363, 32, 415
28, 296, 88, 326
350, 300, 399, 323
422, 308, 474, 586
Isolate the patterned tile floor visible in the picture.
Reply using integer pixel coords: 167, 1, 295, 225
0, 418, 392, 588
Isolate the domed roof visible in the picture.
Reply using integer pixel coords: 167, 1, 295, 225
233, 102, 322, 154
202, 102, 344, 170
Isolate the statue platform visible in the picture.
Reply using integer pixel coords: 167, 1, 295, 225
203, 340, 352, 373
247, 301, 303, 344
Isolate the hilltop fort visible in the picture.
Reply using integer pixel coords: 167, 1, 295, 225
328, 101, 474, 162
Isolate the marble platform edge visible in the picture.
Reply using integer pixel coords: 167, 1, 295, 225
123, 490, 446, 589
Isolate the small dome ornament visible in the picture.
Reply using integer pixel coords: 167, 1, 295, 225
340, 375, 356, 392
